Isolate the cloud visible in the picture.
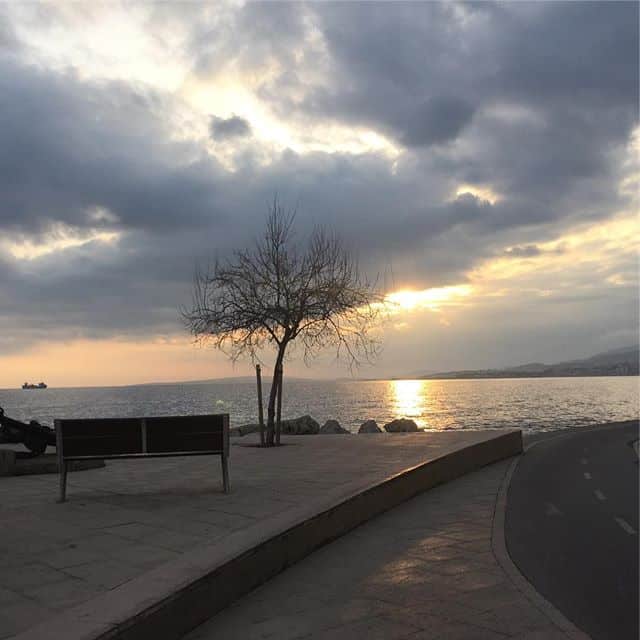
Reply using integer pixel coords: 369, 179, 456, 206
503, 244, 568, 258
210, 114, 252, 140
402, 96, 475, 147
504, 244, 541, 258
0, 1, 637, 373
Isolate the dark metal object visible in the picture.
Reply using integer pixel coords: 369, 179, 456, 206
0, 406, 56, 456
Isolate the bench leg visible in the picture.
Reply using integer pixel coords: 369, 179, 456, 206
221, 455, 230, 494
58, 461, 68, 503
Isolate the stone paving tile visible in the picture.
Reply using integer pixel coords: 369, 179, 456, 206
191, 509, 258, 529
0, 588, 27, 607
407, 620, 512, 639
185, 459, 573, 640
472, 600, 555, 637
0, 562, 70, 590
20, 578, 102, 611
62, 532, 140, 555
34, 546, 103, 569
62, 558, 143, 589
100, 521, 164, 540
0, 430, 514, 637
0, 597, 55, 640
141, 529, 207, 552
149, 519, 228, 539
103, 542, 181, 570
305, 614, 422, 640
460, 588, 528, 614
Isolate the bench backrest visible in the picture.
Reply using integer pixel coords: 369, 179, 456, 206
55, 414, 229, 460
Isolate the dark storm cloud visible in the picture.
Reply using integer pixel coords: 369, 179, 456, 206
0, 58, 226, 236
402, 97, 475, 148
246, 1, 637, 195
210, 115, 252, 140
496, 2, 638, 107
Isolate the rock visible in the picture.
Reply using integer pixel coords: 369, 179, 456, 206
383, 418, 419, 433
358, 420, 382, 434
280, 415, 320, 435
229, 423, 260, 438
320, 419, 349, 434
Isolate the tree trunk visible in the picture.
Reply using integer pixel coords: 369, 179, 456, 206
266, 378, 277, 446
275, 362, 283, 446
265, 345, 286, 446
256, 364, 265, 447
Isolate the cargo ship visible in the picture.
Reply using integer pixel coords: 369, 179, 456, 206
22, 382, 47, 389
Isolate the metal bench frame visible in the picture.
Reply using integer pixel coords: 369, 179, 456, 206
55, 414, 230, 502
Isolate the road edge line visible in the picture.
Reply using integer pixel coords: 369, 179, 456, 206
491, 446, 591, 640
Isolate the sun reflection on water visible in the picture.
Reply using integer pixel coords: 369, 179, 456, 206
391, 379, 429, 428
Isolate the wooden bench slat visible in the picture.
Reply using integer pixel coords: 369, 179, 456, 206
59, 418, 142, 437
63, 435, 143, 457
146, 415, 225, 454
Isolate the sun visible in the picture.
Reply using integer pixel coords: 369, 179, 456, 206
385, 285, 472, 312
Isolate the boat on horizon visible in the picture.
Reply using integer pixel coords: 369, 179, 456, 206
22, 382, 47, 389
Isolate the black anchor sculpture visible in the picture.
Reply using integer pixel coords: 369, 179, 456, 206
0, 406, 56, 456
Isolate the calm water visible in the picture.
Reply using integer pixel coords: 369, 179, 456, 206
0, 377, 637, 434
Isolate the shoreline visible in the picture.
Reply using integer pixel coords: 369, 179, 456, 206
1, 372, 638, 392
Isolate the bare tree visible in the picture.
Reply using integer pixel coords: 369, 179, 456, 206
183, 199, 381, 446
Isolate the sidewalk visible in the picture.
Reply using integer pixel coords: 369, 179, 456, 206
186, 458, 586, 640
0, 430, 520, 639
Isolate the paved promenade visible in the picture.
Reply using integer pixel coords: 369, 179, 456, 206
0, 430, 518, 639
186, 458, 586, 640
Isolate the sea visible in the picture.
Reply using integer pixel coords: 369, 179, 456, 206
0, 376, 637, 434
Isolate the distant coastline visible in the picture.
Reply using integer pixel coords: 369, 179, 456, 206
411, 345, 639, 381
410, 371, 638, 381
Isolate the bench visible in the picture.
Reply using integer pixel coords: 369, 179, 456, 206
54, 414, 229, 502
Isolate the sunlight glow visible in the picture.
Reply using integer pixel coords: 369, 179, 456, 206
454, 184, 501, 205
385, 285, 472, 312
5, 229, 120, 261
187, 75, 400, 160
13, 4, 187, 91
472, 213, 639, 284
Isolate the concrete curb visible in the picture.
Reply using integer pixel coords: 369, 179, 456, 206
491, 444, 591, 640
14, 430, 522, 640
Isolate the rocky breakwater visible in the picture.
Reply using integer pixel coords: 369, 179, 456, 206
280, 415, 320, 434
382, 418, 419, 433
231, 416, 423, 437
319, 419, 350, 434
358, 420, 382, 433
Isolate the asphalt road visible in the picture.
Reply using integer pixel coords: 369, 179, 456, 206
506, 420, 639, 640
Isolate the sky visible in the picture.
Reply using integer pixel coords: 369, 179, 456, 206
0, 1, 638, 388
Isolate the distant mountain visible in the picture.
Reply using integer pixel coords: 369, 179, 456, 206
140, 375, 321, 387
419, 345, 639, 380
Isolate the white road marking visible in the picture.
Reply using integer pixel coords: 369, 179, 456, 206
594, 489, 606, 501
614, 517, 637, 535
583, 472, 592, 480
545, 502, 563, 516
580, 458, 588, 465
